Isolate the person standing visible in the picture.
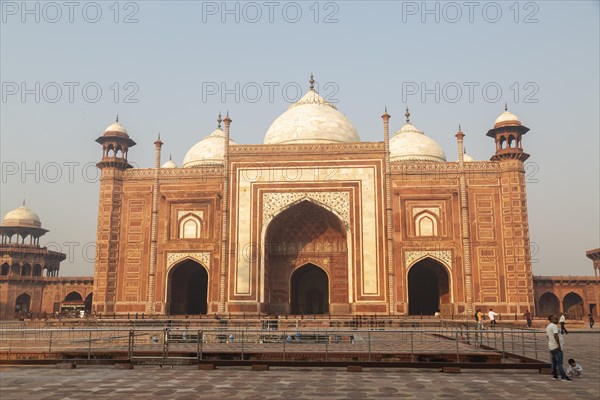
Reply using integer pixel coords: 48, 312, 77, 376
589, 313, 595, 329
559, 313, 568, 334
488, 309, 498, 326
524, 309, 533, 328
547, 315, 571, 381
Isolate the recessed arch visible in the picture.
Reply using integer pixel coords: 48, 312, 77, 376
32, 264, 42, 276
64, 291, 83, 302
538, 292, 560, 317
1, 263, 8, 276
563, 292, 584, 318
290, 263, 329, 315
407, 257, 451, 315
84, 293, 93, 311
178, 213, 202, 239
166, 259, 209, 315
21, 263, 31, 276
15, 293, 31, 313
415, 211, 438, 237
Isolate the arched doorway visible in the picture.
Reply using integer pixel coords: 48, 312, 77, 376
538, 292, 560, 317
265, 200, 347, 315
168, 260, 208, 315
563, 292, 584, 318
15, 293, 31, 313
408, 258, 450, 315
64, 291, 83, 301
291, 264, 329, 314
84, 293, 93, 312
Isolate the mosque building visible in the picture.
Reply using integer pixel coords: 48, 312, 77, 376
1, 76, 598, 319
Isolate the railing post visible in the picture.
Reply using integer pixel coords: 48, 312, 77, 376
197, 330, 201, 364
501, 330, 506, 359
241, 329, 245, 360
521, 330, 525, 356
368, 329, 371, 362
49, 331, 53, 354
410, 331, 414, 362
455, 329, 460, 363
533, 330, 538, 360
128, 329, 134, 362
88, 330, 92, 360
199, 330, 204, 361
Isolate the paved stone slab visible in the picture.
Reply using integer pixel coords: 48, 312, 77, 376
0, 333, 598, 400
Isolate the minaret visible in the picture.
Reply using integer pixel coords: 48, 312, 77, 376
93, 116, 136, 315
455, 125, 473, 314
382, 107, 395, 314
147, 133, 163, 313
219, 112, 231, 313
487, 104, 530, 161
487, 105, 535, 314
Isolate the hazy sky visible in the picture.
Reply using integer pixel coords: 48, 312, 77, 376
1, 1, 598, 277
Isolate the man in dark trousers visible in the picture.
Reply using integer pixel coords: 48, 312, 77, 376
559, 312, 568, 334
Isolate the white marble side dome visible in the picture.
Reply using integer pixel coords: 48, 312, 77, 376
183, 128, 236, 167
494, 110, 521, 127
263, 89, 360, 145
390, 122, 446, 162
161, 158, 177, 168
2, 205, 42, 228
104, 121, 128, 135
463, 153, 475, 162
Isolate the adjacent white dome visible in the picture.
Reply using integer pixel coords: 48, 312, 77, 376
463, 153, 475, 162
390, 121, 446, 162
2, 204, 42, 228
162, 157, 177, 168
494, 110, 520, 127
183, 128, 236, 167
263, 89, 360, 145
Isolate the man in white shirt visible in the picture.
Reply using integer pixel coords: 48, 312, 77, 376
559, 313, 568, 334
488, 309, 498, 326
547, 314, 571, 381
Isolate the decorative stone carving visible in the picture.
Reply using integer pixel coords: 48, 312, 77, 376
230, 142, 384, 154
262, 192, 350, 229
177, 210, 204, 221
166, 252, 211, 270
412, 207, 440, 218
124, 166, 223, 178
405, 250, 452, 269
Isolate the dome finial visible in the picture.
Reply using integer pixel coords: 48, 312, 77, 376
458, 123, 462, 131
309, 73, 315, 90
217, 112, 222, 129
504, 102, 508, 111
405, 106, 411, 123
169, 153, 172, 161
116, 113, 119, 123
22, 199, 26, 207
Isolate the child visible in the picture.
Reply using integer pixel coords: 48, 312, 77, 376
567, 358, 583, 378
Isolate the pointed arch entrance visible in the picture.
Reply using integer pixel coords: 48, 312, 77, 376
264, 200, 347, 315
408, 257, 451, 315
291, 264, 329, 314
167, 260, 208, 315
15, 293, 31, 313
538, 292, 560, 317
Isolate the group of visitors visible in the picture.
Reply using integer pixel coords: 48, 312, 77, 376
474, 308, 498, 327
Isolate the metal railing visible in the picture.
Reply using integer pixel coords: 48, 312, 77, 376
0, 320, 546, 368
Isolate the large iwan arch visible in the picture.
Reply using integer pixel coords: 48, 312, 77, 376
264, 200, 347, 315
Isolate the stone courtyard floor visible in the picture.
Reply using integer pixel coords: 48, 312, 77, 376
1, 331, 598, 400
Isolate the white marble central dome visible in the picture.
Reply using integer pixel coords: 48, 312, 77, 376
263, 84, 360, 145
2, 204, 42, 228
389, 110, 446, 162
